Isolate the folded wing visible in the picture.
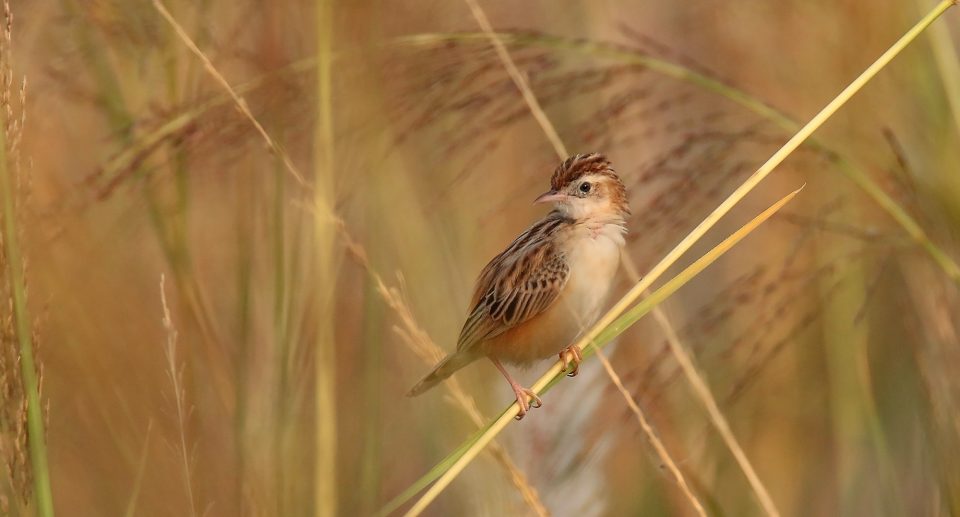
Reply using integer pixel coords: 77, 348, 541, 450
456, 214, 571, 352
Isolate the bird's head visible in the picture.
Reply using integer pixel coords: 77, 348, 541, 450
534, 153, 630, 221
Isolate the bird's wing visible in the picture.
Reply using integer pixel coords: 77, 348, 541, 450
456, 214, 571, 352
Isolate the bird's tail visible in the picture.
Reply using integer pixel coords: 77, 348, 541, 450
407, 351, 478, 397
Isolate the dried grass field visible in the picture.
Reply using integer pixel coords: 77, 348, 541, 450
1, 1, 960, 516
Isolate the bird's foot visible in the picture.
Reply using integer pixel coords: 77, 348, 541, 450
559, 344, 583, 377
510, 383, 543, 420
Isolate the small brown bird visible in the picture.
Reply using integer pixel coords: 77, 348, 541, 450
408, 153, 629, 418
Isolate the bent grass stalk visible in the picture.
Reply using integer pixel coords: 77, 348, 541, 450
463, 0, 568, 158
152, 0, 308, 189
393, 3, 956, 513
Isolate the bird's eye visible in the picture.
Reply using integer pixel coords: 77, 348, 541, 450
579, 182, 592, 194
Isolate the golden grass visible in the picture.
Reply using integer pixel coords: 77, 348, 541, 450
5, 1, 959, 515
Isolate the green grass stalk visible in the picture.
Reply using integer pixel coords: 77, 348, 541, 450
358, 273, 385, 515
0, 91, 54, 517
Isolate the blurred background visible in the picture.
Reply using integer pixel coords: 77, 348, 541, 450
1, 0, 960, 515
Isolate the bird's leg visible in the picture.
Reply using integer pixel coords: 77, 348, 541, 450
490, 357, 542, 420
559, 344, 583, 377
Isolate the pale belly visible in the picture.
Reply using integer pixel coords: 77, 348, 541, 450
482, 226, 624, 366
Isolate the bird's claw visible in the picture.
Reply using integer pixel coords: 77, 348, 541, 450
512, 385, 543, 420
559, 344, 583, 377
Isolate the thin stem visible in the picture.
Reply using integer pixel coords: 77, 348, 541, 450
622, 256, 774, 516
151, 0, 308, 188
463, 0, 568, 158
160, 276, 198, 517
594, 350, 707, 517
653, 305, 780, 516
124, 420, 154, 517
314, 0, 338, 516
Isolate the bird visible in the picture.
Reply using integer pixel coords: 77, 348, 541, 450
407, 153, 629, 419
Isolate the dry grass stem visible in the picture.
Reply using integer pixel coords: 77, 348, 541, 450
622, 256, 780, 516
463, 0, 568, 158
594, 349, 707, 517
151, 0, 309, 189
651, 304, 780, 517
159, 274, 198, 517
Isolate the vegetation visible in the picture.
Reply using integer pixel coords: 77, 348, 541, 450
1, 1, 959, 516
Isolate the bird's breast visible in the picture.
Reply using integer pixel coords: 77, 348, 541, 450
560, 222, 625, 323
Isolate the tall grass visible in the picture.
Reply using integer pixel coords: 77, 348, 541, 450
5, 0, 960, 515
0, 4, 52, 514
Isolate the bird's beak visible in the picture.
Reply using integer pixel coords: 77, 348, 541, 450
534, 190, 567, 204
